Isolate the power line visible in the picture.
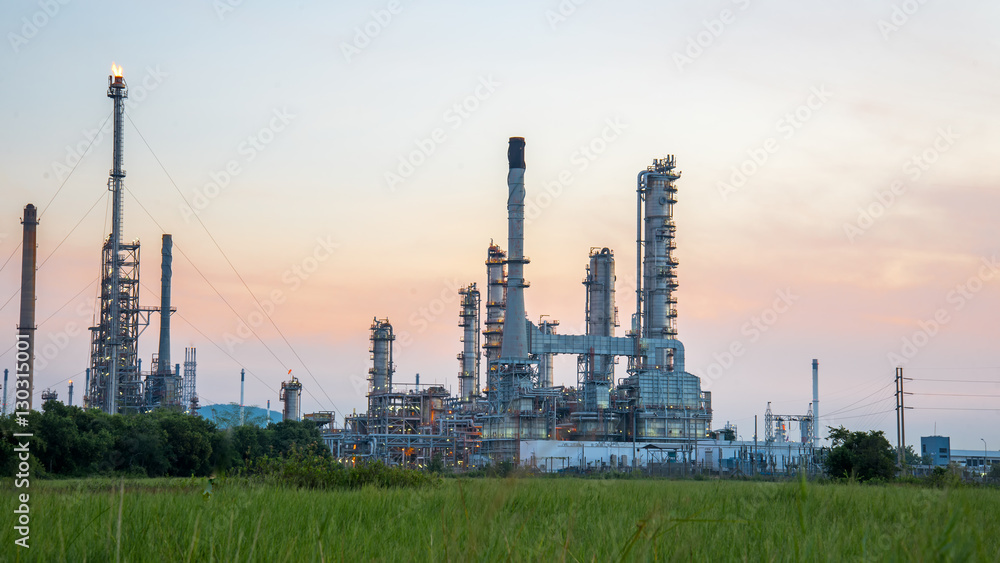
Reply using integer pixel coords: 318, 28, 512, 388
37, 111, 113, 220
911, 407, 1000, 412
908, 378, 1000, 384
825, 381, 895, 417
120, 186, 341, 418
911, 392, 1000, 398
830, 408, 896, 421
37, 190, 108, 271
125, 114, 339, 416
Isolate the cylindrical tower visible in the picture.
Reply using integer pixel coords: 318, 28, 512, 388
812, 359, 819, 447
499, 138, 530, 362
585, 248, 617, 337
368, 318, 394, 394
640, 157, 679, 342
280, 376, 302, 422
157, 234, 172, 375
582, 247, 616, 410
482, 243, 506, 396
458, 284, 481, 401
17, 203, 38, 411
537, 318, 558, 388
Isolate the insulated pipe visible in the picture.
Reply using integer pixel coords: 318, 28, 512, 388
499, 137, 529, 362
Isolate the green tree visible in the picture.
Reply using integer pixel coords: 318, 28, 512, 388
154, 410, 216, 476
903, 445, 929, 467
270, 420, 328, 457
824, 426, 896, 481
110, 414, 169, 477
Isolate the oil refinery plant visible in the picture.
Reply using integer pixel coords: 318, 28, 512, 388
10, 66, 821, 474
320, 138, 820, 472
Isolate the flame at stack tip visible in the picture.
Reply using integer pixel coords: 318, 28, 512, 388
111, 62, 123, 78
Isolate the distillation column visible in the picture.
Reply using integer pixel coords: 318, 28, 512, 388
457, 284, 481, 402
280, 376, 302, 422
581, 248, 617, 410
482, 244, 506, 398
369, 318, 394, 395
537, 319, 558, 388
640, 157, 679, 343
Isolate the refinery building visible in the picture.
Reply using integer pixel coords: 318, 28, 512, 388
317, 137, 818, 472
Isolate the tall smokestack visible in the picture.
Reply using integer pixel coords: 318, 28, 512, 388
157, 235, 172, 375
812, 359, 819, 447
499, 137, 529, 362
17, 204, 38, 411
240, 368, 245, 426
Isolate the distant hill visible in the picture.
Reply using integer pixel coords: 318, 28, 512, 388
197, 403, 282, 427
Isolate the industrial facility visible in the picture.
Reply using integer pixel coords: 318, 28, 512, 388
8, 66, 826, 474
318, 137, 822, 471
75, 65, 199, 415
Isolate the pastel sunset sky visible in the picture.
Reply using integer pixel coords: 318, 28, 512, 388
1, 1, 998, 449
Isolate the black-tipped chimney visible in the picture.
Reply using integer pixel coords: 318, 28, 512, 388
508, 137, 525, 169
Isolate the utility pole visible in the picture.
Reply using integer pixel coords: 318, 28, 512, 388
895, 366, 911, 473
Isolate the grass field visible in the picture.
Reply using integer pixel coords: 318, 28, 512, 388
4, 477, 999, 562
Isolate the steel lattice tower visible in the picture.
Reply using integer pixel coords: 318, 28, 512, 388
88, 64, 143, 414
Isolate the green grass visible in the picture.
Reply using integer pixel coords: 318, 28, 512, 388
4, 477, 999, 562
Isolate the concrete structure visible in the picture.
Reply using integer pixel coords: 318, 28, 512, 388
921, 436, 951, 467
950, 449, 1000, 472
17, 204, 38, 411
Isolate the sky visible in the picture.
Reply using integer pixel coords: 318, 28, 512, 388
1, 1, 998, 450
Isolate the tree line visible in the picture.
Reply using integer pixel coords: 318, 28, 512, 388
0, 399, 329, 478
